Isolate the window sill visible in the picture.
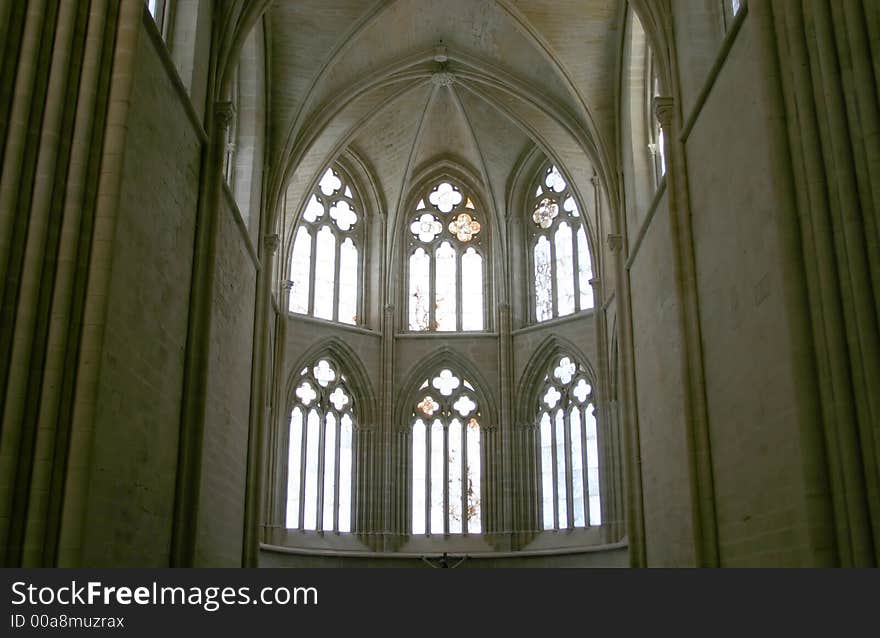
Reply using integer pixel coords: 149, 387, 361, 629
287, 311, 380, 337
259, 534, 627, 559
511, 309, 596, 337
395, 331, 500, 339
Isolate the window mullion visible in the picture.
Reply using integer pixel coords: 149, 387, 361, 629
462, 418, 468, 533
425, 419, 432, 534
429, 245, 436, 331
332, 230, 342, 322
316, 409, 326, 532
571, 213, 582, 314
582, 405, 591, 526
549, 227, 558, 319
456, 249, 463, 331
564, 404, 574, 529
443, 421, 449, 535
298, 406, 308, 529
333, 412, 342, 532
308, 225, 318, 316
549, 411, 559, 530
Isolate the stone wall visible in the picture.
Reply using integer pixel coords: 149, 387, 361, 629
195, 190, 258, 566
80, 21, 200, 566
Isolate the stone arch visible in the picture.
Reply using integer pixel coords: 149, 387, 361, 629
393, 347, 499, 431
285, 337, 378, 428
515, 334, 598, 427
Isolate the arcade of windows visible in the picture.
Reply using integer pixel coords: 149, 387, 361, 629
282, 162, 603, 540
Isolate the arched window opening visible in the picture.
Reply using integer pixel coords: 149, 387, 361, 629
221, 66, 240, 189
537, 355, 601, 530
528, 165, 594, 323
410, 368, 482, 535
289, 166, 364, 326
286, 358, 355, 533
406, 181, 487, 332
646, 51, 666, 186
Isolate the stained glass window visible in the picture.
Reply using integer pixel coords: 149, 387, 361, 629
288, 165, 363, 325
528, 165, 594, 323
406, 180, 487, 332
286, 358, 356, 533
411, 368, 482, 534
537, 354, 602, 530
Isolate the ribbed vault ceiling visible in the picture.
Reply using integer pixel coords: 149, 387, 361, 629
268, 0, 622, 235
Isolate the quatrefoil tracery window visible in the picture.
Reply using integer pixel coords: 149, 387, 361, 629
289, 166, 363, 325
286, 358, 355, 533
407, 180, 486, 332
537, 355, 602, 530
529, 165, 595, 323
410, 368, 482, 535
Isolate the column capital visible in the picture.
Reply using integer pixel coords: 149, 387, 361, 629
264, 233, 280, 255
652, 96, 675, 129
606, 233, 623, 253
215, 100, 237, 131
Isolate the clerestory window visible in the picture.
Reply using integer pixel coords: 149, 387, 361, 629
529, 165, 594, 322
289, 166, 364, 326
406, 181, 486, 332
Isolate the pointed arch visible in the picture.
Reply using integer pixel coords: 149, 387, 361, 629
286, 337, 377, 427
398, 168, 493, 333
515, 334, 597, 426
394, 347, 498, 430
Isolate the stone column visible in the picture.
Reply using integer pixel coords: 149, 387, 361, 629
0, 0, 142, 567
762, 0, 880, 566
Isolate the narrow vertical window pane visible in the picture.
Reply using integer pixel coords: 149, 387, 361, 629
322, 413, 337, 531
586, 404, 602, 525
658, 127, 667, 177
577, 226, 594, 310
534, 236, 553, 322
555, 409, 568, 528
285, 407, 303, 528
313, 226, 336, 320
289, 227, 311, 314
430, 420, 444, 534
555, 222, 576, 316
540, 412, 554, 530
466, 418, 481, 533
570, 407, 585, 528
461, 248, 484, 331
448, 419, 462, 533
338, 238, 358, 325
435, 241, 457, 331
412, 420, 426, 534
409, 248, 430, 331
303, 410, 320, 530
338, 414, 353, 533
